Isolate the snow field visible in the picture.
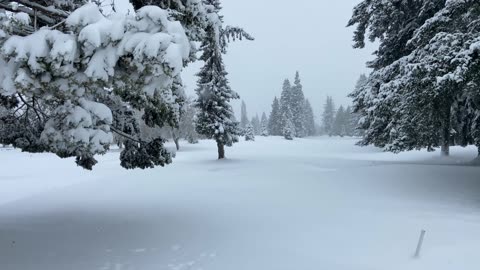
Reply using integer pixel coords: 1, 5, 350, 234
0, 136, 479, 270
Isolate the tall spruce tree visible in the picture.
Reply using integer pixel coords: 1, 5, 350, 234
195, 0, 252, 159
304, 99, 316, 136
347, 0, 479, 156
261, 112, 269, 136
332, 106, 347, 137
268, 97, 282, 136
240, 100, 249, 130
344, 106, 355, 137
291, 71, 307, 137
279, 79, 293, 132
251, 114, 261, 135
322, 96, 336, 136
283, 107, 295, 140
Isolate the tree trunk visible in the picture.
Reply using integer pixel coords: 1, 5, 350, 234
174, 138, 180, 151
441, 144, 450, 156
217, 141, 225, 159
171, 128, 180, 151
440, 125, 450, 156
440, 105, 452, 157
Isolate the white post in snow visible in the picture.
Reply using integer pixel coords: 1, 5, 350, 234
414, 229, 426, 258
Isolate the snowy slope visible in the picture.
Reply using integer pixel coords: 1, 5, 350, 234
0, 137, 479, 270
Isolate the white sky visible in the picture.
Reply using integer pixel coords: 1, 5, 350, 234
114, 0, 376, 121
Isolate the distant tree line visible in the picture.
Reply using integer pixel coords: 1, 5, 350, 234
320, 80, 363, 137
267, 72, 316, 140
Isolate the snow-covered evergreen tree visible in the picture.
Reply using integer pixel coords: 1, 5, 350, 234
283, 108, 295, 141
268, 97, 282, 136
347, 0, 480, 156
304, 99, 316, 136
251, 114, 261, 136
348, 0, 445, 70
194, 0, 253, 159
343, 106, 354, 137
279, 79, 293, 132
322, 96, 336, 136
179, 98, 199, 144
240, 100, 249, 131
282, 107, 295, 140
0, 1, 220, 169
244, 123, 255, 141
291, 71, 307, 137
332, 106, 347, 137
260, 112, 269, 136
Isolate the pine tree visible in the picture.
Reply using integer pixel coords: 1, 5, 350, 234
344, 106, 354, 137
280, 79, 293, 132
304, 99, 316, 136
283, 107, 295, 141
260, 112, 269, 136
251, 114, 261, 135
348, 0, 445, 70
240, 100, 249, 130
268, 97, 282, 136
194, 0, 253, 160
179, 98, 199, 144
291, 71, 307, 137
333, 106, 347, 137
347, 1, 480, 156
244, 123, 255, 141
322, 96, 336, 136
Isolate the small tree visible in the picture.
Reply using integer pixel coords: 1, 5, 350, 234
333, 106, 346, 137
283, 119, 295, 140
251, 114, 261, 135
268, 97, 282, 136
180, 99, 199, 144
304, 99, 316, 136
240, 100, 249, 131
245, 124, 255, 141
322, 96, 336, 136
260, 112, 269, 136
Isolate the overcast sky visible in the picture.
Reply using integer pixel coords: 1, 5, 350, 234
182, 0, 376, 120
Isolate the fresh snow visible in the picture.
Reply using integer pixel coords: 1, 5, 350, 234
0, 137, 480, 270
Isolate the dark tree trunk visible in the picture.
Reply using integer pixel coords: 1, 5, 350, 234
174, 138, 180, 151
441, 144, 450, 156
440, 105, 452, 157
171, 128, 180, 151
217, 141, 225, 159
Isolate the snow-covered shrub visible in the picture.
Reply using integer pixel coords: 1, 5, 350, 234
244, 124, 255, 141
283, 116, 295, 141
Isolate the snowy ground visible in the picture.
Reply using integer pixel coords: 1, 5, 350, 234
1, 137, 480, 270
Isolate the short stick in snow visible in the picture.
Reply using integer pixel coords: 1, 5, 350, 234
414, 229, 426, 258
